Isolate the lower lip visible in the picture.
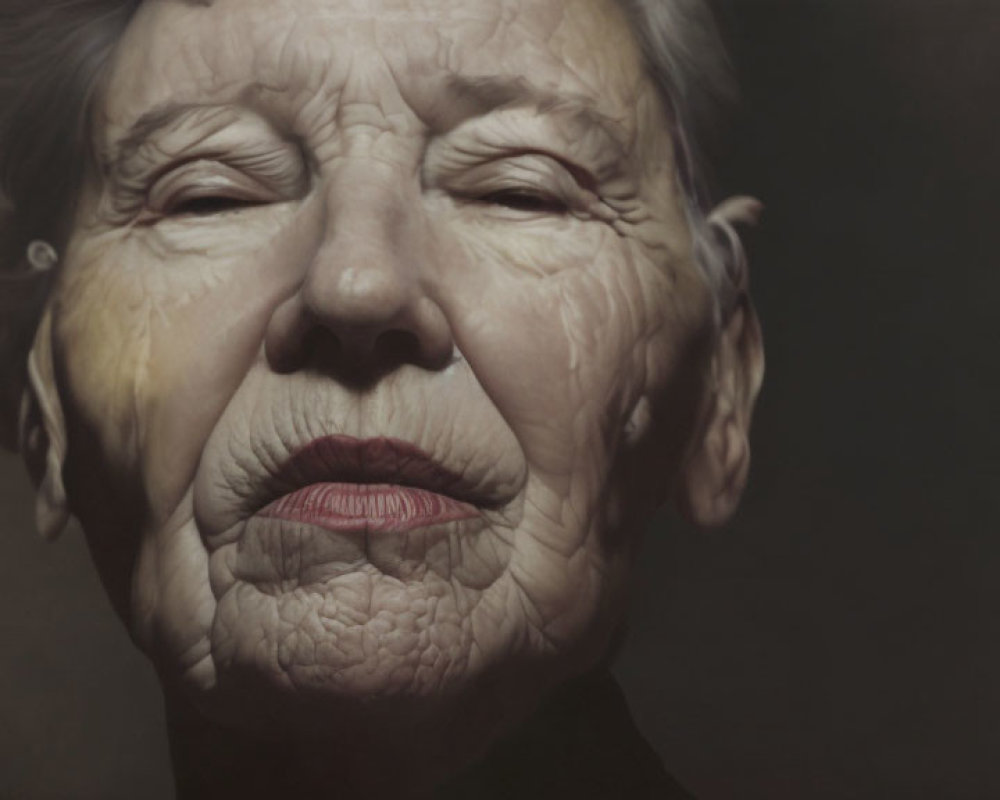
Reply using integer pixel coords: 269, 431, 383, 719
259, 483, 478, 534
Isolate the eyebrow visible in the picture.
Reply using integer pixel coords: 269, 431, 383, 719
109, 75, 631, 171
109, 76, 307, 164
112, 102, 204, 164
439, 74, 631, 153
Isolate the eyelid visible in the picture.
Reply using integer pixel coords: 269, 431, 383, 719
437, 151, 597, 209
144, 157, 299, 218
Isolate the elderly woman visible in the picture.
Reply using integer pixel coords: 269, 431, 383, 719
0, 0, 762, 796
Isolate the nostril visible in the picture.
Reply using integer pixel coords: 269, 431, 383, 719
265, 273, 455, 376
373, 329, 420, 365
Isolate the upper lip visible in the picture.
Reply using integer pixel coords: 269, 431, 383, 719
255, 435, 501, 513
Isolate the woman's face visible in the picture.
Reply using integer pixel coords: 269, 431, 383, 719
43, 0, 715, 730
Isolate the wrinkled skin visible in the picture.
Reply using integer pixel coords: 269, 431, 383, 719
23, 0, 761, 794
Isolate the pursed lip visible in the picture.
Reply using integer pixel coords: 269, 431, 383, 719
251, 435, 495, 533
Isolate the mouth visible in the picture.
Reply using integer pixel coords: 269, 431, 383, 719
254, 436, 487, 534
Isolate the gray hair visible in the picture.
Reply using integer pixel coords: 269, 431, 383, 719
622, 0, 736, 207
622, 0, 741, 316
0, 0, 140, 268
0, 0, 736, 444
0, 0, 735, 262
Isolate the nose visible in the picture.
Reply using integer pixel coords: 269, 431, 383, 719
265, 170, 455, 377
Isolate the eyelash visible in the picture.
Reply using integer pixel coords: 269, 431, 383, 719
477, 188, 570, 214
152, 187, 569, 223
143, 160, 277, 220
161, 193, 262, 217
440, 151, 589, 217
150, 184, 573, 222
143, 156, 582, 221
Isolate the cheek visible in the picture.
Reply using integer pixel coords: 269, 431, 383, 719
426, 218, 692, 650
55, 206, 321, 523
432, 218, 657, 479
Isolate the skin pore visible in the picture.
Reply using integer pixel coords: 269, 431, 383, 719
23, 0, 761, 795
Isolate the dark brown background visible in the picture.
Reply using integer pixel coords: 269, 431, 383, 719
2, 1, 998, 797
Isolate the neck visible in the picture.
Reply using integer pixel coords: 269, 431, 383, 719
163, 673, 545, 800
164, 668, 670, 800
166, 697, 470, 800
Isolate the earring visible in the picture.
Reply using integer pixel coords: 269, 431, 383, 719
25, 240, 58, 273
706, 196, 762, 290
623, 395, 652, 447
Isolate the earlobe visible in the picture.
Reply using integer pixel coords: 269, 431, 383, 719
675, 197, 765, 528
19, 307, 69, 541
675, 301, 760, 527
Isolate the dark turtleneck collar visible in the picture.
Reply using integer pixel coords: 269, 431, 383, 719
436, 670, 694, 799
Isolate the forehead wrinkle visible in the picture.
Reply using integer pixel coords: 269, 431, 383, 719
101, 0, 647, 190
105, 83, 303, 173
108, 73, 631, 182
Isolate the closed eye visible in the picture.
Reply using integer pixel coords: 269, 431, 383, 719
163, 194, 264, 217
143, 157, 296, 222
479, 189, 569, 214
427, 149, 592, 219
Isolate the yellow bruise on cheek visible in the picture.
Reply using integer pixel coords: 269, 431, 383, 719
51, 218, 267, 462
53, 243, 156, 464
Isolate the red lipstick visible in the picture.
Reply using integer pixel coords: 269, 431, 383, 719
260, 482, 476, 533
255, 436, 483, 534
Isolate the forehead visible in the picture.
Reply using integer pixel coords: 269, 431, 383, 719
101, 0, 648, 136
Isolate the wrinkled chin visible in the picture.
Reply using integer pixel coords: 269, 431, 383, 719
213, 570, 484, 694
157, 529, 515, 742
144, 505, 623, 749
200, 517, 502, 695
165, 570, 576, 760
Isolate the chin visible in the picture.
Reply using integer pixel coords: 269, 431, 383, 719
158, 550, 618, 748
169, 611, 592, 764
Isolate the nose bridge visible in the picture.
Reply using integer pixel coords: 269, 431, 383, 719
306, 157, 418, 328
263, 152, 455, 375
263, 60, 455, 376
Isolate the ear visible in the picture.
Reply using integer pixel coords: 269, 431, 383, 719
675, 197, 765, 528
0, 245, 53, 450
19, 307, 70, 540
